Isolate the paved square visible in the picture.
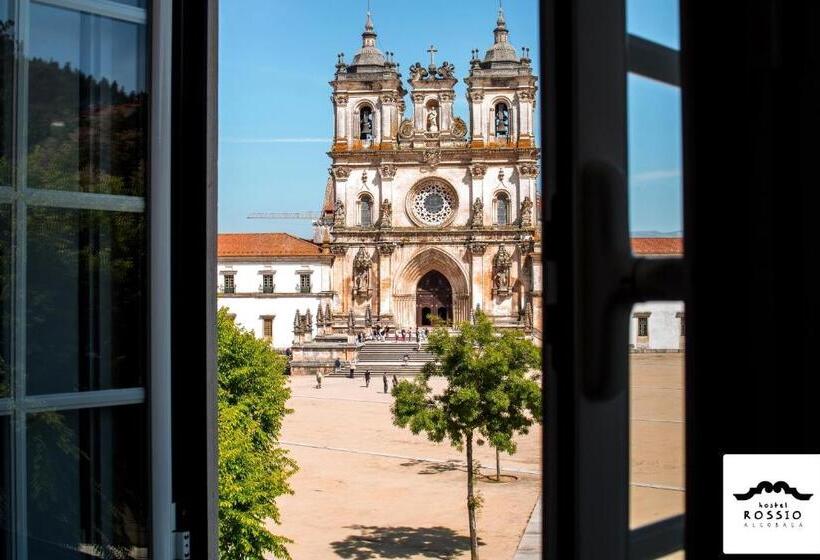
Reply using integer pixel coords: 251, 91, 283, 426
270, 353, 684, 559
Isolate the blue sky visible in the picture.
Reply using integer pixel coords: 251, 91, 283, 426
219, 0, 681, 237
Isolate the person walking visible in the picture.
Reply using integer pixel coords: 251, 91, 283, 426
364, 369, 371, 387
334, 357, 341, 374
383, 372, 389, 394
403, 353, 409, 368
349, 362, 355, 379
315, 370, 323, 389
415, 328, 420, 343
392, 374, 399, 390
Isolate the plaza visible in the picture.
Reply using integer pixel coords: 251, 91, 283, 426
270, 353, 684, 559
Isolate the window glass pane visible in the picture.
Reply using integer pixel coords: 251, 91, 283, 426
27, 405, 149, 558
1, 415, 10, 558
27, 3, 147, 195
0, 0, 12, 186
27, 208, 146, 394
0, 204, 9, 397
627, 0, 680, 50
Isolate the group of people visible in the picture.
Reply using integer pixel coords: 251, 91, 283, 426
353, 326, 431, 343
316, 365, 400, 393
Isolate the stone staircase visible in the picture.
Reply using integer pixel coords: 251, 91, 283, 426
328, 341, 436, 377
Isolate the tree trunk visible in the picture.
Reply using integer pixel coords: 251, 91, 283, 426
495, 447, 501, 481
466, 432, 479, 560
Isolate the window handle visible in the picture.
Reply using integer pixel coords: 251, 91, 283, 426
579, 161, 686, 401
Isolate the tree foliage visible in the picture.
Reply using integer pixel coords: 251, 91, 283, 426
391, 311, 542, 559
217, 307, 298, 560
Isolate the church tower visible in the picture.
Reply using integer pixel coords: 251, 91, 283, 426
465, 7, 537, 149
330, 12, 405, 152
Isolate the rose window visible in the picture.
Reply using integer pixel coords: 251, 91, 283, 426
409, 182, 457, 226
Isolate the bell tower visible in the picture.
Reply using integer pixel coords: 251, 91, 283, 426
464, 7, 537, 148
330, 11, 405, 152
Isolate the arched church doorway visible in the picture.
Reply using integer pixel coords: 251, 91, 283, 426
416, 270, 453, 326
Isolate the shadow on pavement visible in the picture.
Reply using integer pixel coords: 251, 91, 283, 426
330, 525, 481, 559
399, 458, 465, 475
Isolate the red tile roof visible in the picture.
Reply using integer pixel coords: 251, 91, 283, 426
218, 233, 322, 257
631, 237, 683, 256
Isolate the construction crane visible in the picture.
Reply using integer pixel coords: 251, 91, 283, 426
247, 211, 322, 220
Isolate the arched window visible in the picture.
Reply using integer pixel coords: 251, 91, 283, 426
359, 106, 374, 140
495, 102, 509, 137
495, 193, 510, 225
359, 194, 373, 226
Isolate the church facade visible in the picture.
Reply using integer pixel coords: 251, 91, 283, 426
314, 8, 542, 337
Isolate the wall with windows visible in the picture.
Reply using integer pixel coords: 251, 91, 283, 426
629, 301, 685, 351
217, 259, 332, 349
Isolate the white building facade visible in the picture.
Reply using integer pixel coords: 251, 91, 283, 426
629, 238, 685, 352
217, 233, 333, 349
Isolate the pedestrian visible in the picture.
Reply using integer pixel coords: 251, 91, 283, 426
392, 374, 398, 390
401, 328, 406, 342
403, 353, 409, 367
315, 370, 323, 389
365, 369, 371, 387
383, 372, 389, 394
334, 357, 341, 373
415, 328, 419, 342
349, 363, 355, 379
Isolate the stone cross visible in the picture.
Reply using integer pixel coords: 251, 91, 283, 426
427, 44, 438, 67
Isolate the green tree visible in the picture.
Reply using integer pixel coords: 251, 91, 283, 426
217, 307, 298, 559
391, 311, 541, 560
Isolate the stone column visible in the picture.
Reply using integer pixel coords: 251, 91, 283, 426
439, 92, 454, 132
333, 94, 348, 149
517, 90, 535, 146
467, 241, 487, 313
377, 243, 395, 321
330, 245, 348, 312
380, 94, 394, 147
413, 93, 425, 131
469, 90, 484, 147
373, 108, 381, 145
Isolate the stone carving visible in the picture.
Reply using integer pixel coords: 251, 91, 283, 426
493, 245, 513, 297
470, 91, 484, 103
523, 301, 534, 332
316, 304, 324, 327
361, 169, 368, 187
334, 199, 346, 227
470, 164, 487, 179
520, 196, 534, 227
347, 309, 355, 334
498, 168, 505, 182
466, 239, 487, 255
334, 94, 348, 106
518, 163, 539, 178
304, 308, 313, 331
325, 303, 332, 326
437, 61, 455, 79
409, 62, 429, 81
380, 164, 397, 179
471, 197, 484, 228
353, 247, 372, 297
332, 166, 351, 180
330, 244, 348, 256
378, 198, 392, 228
399, 119, 414, 139
423, 149, 441, 168
409, 181, 457, 226
427, 107, 439, 132
452, 117, 467, 138
377, 243, 396, 256
365, 305, 372, 327
412, 93, 426, 103
380, 93, 396, 103
293, 310, 303, 335
517, 89, 534, 102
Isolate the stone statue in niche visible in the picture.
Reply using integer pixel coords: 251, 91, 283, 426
334, 199, 345, 227
379, 198, 392, 228
352, 247, 372, 297
471, 197, 484, 228
492, 245, 513, 297
427, 107, 439, 132
520, 196, 533, 227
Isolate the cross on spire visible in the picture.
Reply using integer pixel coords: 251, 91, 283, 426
427, 44, 438, 67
